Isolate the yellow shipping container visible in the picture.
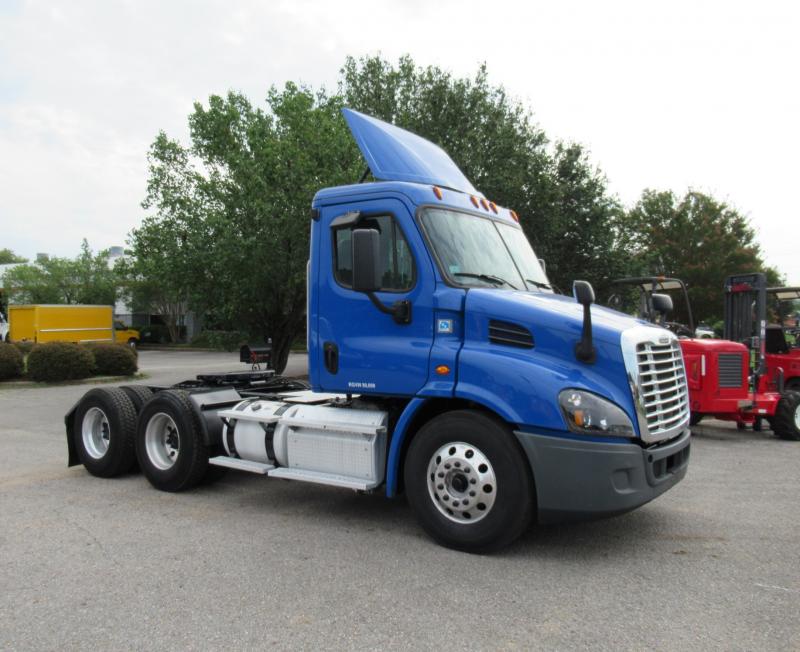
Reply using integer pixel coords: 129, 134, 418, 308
8, 305, 140, 346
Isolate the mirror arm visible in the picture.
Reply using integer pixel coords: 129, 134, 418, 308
575, 302, 596, 363
366, 292, 412, 325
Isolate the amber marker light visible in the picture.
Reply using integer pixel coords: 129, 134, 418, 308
489, 201, 498, 213
435, 365, 451, 375
510, 210, 520, 222
470, 195, 479, 208
480, 198, 489, 211
432, 186, 443, 200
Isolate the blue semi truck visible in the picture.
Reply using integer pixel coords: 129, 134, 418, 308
65, 109, 691, 551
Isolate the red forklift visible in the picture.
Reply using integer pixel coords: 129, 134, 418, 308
609, 273, 800, 439
763, 285, 800, 392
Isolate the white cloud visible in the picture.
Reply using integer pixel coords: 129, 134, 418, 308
0, 0, 798, 281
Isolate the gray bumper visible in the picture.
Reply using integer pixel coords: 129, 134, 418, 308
514, 428, 691, 524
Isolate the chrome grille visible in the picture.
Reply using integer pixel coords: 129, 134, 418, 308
635, 339, 689, 439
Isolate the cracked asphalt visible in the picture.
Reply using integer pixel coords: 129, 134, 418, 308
1, 350, 798, 650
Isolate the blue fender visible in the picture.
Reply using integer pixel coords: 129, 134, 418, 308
385, 397, 428, 497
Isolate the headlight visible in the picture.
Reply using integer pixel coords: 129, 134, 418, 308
558, 389, 635, 437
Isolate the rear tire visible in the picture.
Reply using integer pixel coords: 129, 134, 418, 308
690, 413, 703, 426
404, 410, 534, 553
135, 390, 209, 491
119, 385, 153, 412
73, 387, 138, 477
772, 391, 800, 441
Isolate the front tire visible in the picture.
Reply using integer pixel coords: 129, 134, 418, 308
73, 387, 138, 477
404, 410, 534, 553
772, 391, 800, 441
135, 390, 209, 491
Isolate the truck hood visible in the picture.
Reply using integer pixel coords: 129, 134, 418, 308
465, 288, 652, 346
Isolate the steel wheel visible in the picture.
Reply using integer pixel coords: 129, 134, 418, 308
144, 412, 181, 470
405, 410, 534, 552
427, 441, 497, 523
81, 407, 111, 460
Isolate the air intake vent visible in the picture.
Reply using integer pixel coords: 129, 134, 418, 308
488, 320, 534, 348
718, 353, 744, 388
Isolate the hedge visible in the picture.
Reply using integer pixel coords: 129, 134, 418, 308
0, 342, 24, 380
85, 342, 138, 376
26, 342, 96, 382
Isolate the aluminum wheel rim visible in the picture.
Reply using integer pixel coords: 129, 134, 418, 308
82, 407, 110, 460
795, 404, 800, 430
145, 412, 180, 470
427, 442, 497, 524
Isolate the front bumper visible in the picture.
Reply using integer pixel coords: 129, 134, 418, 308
514, 428, 690, 524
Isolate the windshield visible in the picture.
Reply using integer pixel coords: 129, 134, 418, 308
420, 208, 550, 291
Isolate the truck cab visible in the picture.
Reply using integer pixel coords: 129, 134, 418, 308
65, 109, 692, 551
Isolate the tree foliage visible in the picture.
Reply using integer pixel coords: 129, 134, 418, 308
621, 190, 781, 323
128, 85, 360, 371
0, 248, 27, 264
2, 240, 118, 306
130, 54, 782, 368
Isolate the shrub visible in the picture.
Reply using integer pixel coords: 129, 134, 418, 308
27, 342, 96, 382
13, 341, 35, 355
190, 330, 249, 351
85, 342, 138, 376
0, 342, 24, 380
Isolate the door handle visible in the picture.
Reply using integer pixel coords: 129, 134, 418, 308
323, 341, 338, 374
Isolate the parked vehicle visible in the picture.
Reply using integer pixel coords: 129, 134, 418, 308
0, 310, 8, 342
763, 286, 800, 392
8, 304, 139, 346
609, 274, 800, 437
64, 109, 692, 551
607, 276, 695, 338
694, 323, 715, 339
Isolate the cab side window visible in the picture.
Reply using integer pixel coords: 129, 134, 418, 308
334, 215, 414, 291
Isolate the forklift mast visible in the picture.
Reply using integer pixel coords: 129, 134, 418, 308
723, 272, 768, 384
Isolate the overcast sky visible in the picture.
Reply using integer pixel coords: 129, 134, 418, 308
1, 0, 798, 282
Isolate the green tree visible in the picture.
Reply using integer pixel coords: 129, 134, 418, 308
0, 248, 27, 264
132, 85, 360, 371
2, 241, 117, 305
622, 190, 780, 323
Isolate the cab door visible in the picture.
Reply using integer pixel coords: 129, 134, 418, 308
316, 197, 435, 396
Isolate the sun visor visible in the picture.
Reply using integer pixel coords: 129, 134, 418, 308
342, 108, 478, 195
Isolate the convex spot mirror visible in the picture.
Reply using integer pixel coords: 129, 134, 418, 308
351, 228, 381, 293
573, 280, 595, 305
651, 293, 673, 316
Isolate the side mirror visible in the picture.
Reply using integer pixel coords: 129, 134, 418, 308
351, 229, 381, 293
572, 280, 596, 363
350, 227, 412, 325
651, 293, 673, 316
573, 280, 595, 306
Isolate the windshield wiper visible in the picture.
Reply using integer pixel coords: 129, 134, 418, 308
453, 272, 518, 290
525, 278, 552, 290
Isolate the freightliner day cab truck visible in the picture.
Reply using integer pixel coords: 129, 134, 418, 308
65, 110, 691, 551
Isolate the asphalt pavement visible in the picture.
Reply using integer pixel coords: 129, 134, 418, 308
1, 350, 798, 650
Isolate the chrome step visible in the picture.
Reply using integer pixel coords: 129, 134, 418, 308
267, 467, 374, 490
208, 456, 274, 474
